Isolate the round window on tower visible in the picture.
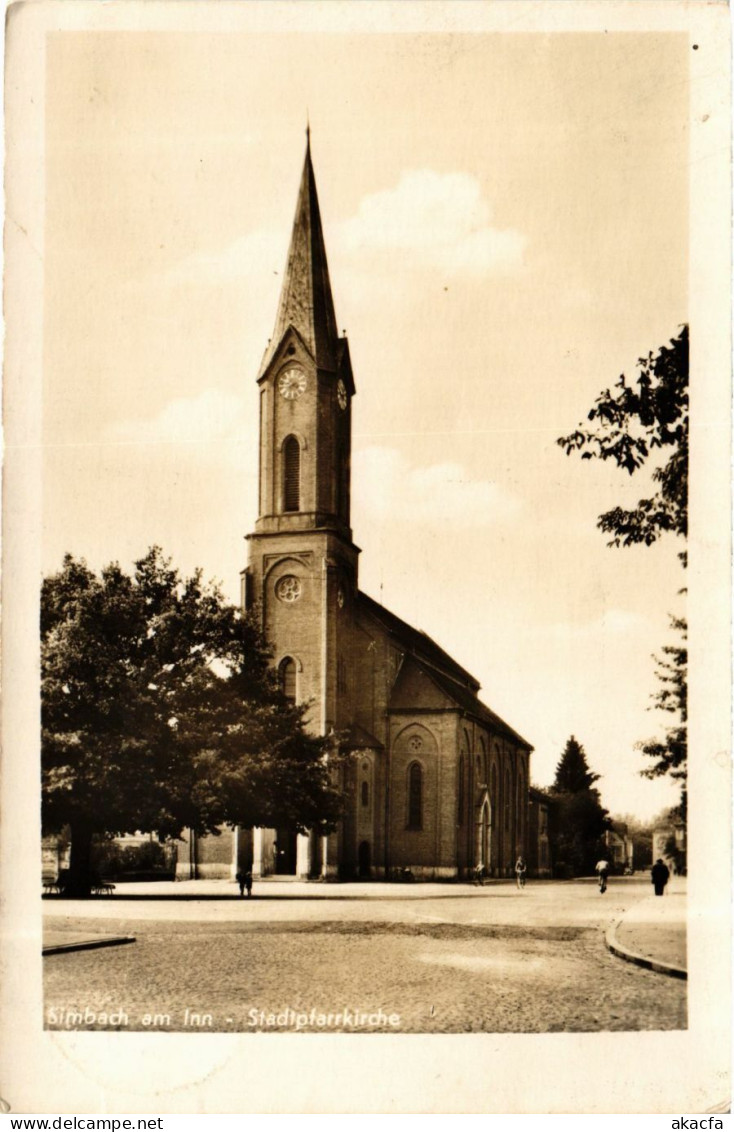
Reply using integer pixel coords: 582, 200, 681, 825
276, 575, 302, 604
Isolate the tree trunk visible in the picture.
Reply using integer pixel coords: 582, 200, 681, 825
65, 821, 94, 897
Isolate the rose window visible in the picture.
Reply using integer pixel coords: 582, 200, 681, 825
276, 575, 302, 603
408, 735, 423, 752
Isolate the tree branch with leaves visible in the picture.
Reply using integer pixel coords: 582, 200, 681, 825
557, 327, 688, 819
557, 325, 688, 557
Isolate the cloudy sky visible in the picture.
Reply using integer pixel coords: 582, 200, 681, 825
43, 26, 690, 820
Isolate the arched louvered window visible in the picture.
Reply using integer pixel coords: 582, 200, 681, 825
361, 781, 369, 807
516, 767, 525, 838
278, 657, 297, 704
407, 762, 423, 830
283, 436, 300, 513
458, 754, 465, 826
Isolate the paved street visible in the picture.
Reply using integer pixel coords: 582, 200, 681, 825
43, 877, 686, 1034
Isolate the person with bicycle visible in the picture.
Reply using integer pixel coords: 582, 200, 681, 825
515, 856, 527, 889
595, 858, 610, 893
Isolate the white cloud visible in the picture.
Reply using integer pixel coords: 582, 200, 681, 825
164, 230, 285, 286
334, 170, 526, 277
159, 170, 525, 290
108, 389, 250, 451
352, 446, 521, 528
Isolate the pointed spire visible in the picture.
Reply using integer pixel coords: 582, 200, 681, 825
259, 133, 340, 376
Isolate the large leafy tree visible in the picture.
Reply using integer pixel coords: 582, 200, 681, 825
549, 737, 609, 876
557, 325, 688, 554
42, 548, 344, 895
557, 327, 688, 817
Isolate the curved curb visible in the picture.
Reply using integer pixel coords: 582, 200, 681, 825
605, 919, 687, 980
43, 935, 136, 956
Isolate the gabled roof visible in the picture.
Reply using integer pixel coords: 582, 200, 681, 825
424, 664, 533, 750
357, 590, 533, 751
258, 134, 341, 378
357, 590, 479, 692
340, 723, 383, 751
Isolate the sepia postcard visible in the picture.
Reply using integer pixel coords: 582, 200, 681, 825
1, 0, 731, 1116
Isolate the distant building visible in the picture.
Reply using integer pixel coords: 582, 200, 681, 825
527, 787, 554, 877
177, 136, 533, 881
604, 822, 634, 873
652, 820, 686, 874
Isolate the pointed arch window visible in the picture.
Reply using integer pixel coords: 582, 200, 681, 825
516, 766, 525, 838
407, 761, 423, 830
278, 657, 297, 704
283, 436, 300, 513
458, 754, 465, 826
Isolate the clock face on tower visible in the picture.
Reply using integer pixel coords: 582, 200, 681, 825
336, 379, 348, 410
278, 366, 307, 400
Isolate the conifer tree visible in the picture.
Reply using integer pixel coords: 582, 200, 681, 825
550, 736, 609, 876
553, 736, 600, 793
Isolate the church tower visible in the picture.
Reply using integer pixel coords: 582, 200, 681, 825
178, 133, 532, 885
242, 134, 358, 876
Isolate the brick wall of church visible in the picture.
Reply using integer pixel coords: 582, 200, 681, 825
387, 714, 459, 877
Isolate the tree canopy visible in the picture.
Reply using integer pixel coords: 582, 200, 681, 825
557, 327, 688, 819
42, 548, 344, 894
557, 325, 688, 555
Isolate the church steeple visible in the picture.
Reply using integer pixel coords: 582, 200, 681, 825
259, 134, 341, 377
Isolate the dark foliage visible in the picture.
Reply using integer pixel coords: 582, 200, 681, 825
550, 736, 609, 876
557, 325, 688, 554
553, 736, 599, 793
42, 548, 345, 895
557, 328, 688, 818
638, 616, 687, 818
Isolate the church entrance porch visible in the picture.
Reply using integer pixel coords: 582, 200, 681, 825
274, 829, 298, 875
358, 840, 371, 878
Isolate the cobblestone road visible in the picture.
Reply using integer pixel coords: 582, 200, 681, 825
43, 879, 686, 1034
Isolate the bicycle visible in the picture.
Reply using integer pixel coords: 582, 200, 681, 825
598, 871, 608, 894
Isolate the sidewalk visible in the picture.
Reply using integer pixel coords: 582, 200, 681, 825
43, 876, 522, 901
606, 881, 687, 979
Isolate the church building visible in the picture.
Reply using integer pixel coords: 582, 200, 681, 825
179, 137, 532, 881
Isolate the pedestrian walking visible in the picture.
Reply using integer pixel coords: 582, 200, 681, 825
244, 870, 253, 898
236, 870, 246, 897
651, 857, 670, 897
515, 856, 527, 889
595, 858, 610, 893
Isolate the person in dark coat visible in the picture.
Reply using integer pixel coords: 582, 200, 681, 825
651, 858, 670, 896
